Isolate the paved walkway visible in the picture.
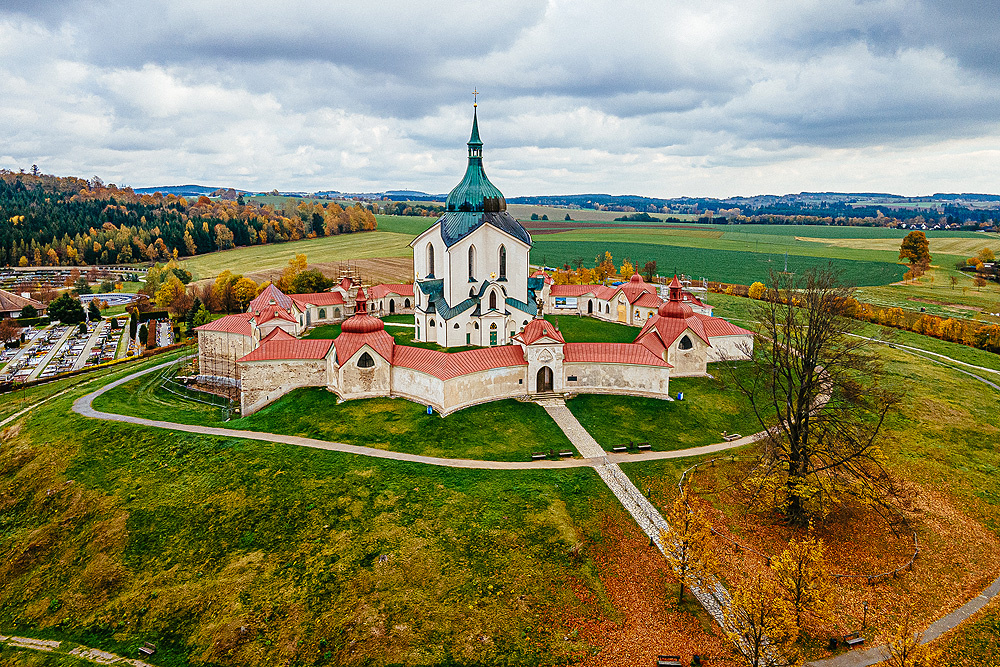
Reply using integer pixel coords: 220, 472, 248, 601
0, 634, 154, 666
26, 326, 74, 381
73, 321, 108, 371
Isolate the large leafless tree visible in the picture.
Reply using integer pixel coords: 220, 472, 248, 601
727, 267, 900, 526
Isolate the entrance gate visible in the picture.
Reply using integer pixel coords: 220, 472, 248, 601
536, 366, 553, 392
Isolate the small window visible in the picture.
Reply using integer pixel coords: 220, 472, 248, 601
334, 308, 341, 318
319, 308, 326, 319
679, 335, 693, 350
498, 245, 507, 280
474, 322, 479, 329
358, 352, 375, 368
489, 291, 497, 310
429, 318, 435, 327
404, 298, 411, 308
522, 319, 528, 325
567, 375, 578, 382
453, 323, 459, 329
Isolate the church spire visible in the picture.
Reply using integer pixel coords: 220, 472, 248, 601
468, 104, 483, 157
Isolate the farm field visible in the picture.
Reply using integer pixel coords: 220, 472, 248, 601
0, 353, 735, 666
858, 266, 1000, 322
178, 230, 413, 281
532, 238, 905, 286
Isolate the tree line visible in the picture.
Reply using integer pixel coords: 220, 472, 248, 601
0, 171, 377, 268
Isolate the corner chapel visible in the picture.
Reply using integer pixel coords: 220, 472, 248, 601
411, 106, 543, 347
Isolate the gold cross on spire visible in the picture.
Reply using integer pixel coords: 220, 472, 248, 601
473, 88, 478, 107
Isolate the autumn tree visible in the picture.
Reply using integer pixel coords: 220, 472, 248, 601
0, 318, 20, 346
643, 260, 657, 282
978, 247, 995, 264
898, 231, 930, 266
973, 276, 988, 291
725, 268, 900, 525
232, 277, 259, 310
660, 485, 717, 606
278, 253, 308, 292
881, 611, 937, 667
620, 259, 636, 278
771, 531, 834, 626
748, 281, 766, 300
724, 574, 800, 667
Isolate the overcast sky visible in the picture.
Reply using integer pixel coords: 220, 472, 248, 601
2, 0, 999, 198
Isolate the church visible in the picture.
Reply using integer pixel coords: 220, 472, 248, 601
195, 106, 754, 417
411, 106, 543, 348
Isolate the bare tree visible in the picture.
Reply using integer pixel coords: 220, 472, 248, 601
726, 267, 900, 525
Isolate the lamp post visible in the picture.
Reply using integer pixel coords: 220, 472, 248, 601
863, 601, 868, 631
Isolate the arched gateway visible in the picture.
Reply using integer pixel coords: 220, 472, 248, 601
536, 366, 553, 392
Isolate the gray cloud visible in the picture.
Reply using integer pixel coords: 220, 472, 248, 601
1, 0, 999, 197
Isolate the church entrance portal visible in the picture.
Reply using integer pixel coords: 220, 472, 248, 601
536, 366, 553, 393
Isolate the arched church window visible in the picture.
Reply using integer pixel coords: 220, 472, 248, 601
468, 245, 476, 281
334, 308, 341, 318
474, 322, 479, 329
605, 304, 610, 314
489, 291, 497, 310
679, 335, 693, 350
427, 244, 435, 276
498, 245, 507, 280
429, 318, 435, 327
319, 308, 326, 319
404, 298, 410, 309
358, 352, 375, 368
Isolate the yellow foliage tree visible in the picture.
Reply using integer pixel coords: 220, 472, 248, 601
154, 275, 184, 310
620, 259, 635, 278
724, 574, 800, 667
278, 253, 308, 291
881, 611, 937, 667
977, 247, 995, 264
748, 281, 766, 300
232, 277, 259, 310
771, 530, 834, 627
660, 486, 717, 606
595, 252, 615, 281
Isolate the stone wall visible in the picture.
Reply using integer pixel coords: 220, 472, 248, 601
666, 331, 709, 376
706, 334, 754, 362
198, 330, 255, 381
563, 362, 670, 398
337, 346, 391, 400
441, 365, 526, 414
239, 358, 328, 415
390, 366, 445, 409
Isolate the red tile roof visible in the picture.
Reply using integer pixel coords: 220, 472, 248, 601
564, 342, 671, 367
369, 283, 415, 298
0, 289, 45, 314
632, 292, 663, 308
195, 313, 254, 336
515, 318, 565, 344
289, 292, 346, 308
549, 284, 597, 297
333, 330, 395, 365
635, 313, 711, 349
249, 283, 292, 313
694, 313, 754, 337
239, 338, 334, 362
261, 327, 296, 342
254, 304, 296, 324
393, 345, 526, 380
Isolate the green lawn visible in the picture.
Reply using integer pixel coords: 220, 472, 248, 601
543, 313, 638, 343
1, 355, 625, 666
566, 362, 764, 452
93, 370, 576, 461
178, 230, 413, 281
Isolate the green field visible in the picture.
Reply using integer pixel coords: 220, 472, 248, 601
1, 355, 633, 666
532, 239, 906, 286
178, 230, 413, 281
543, 313, 638, 343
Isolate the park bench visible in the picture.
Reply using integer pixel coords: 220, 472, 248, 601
138, 642, 156, 656
843, 631, 865, 648
558, 451, 574, 457
657, 656, 682, 667
531, 452, 547, 461
637, 442, 651, 451
612, 446, 628, 453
